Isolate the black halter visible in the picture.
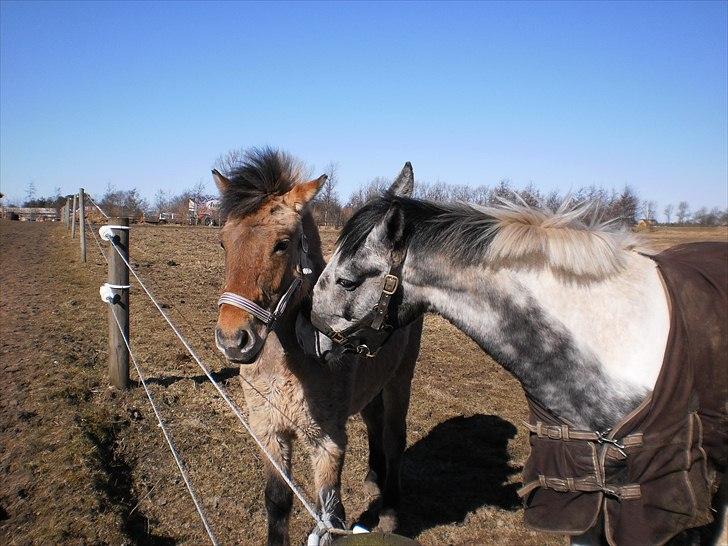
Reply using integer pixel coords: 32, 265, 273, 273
311, 248, 405, 357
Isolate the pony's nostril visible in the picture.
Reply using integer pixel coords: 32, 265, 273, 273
237, 329, 249, 349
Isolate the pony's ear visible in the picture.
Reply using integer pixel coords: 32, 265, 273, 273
283, 174, 327, 211
388, 162, 414, 197
374, 203, 405, 247
212, 169, 231, 194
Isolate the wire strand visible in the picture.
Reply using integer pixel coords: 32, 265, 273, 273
133, 264, 337, 459
85, 218, 109, 264
87, 195, 110, 219
107, 238, 330, 533
109, 308, 219, 545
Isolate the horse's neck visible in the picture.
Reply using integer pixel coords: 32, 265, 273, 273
405, 250, 670, 430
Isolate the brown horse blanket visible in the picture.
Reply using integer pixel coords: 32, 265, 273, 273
519, 242, 727, 545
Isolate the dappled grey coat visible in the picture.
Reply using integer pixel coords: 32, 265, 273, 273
519, 242, 727, 545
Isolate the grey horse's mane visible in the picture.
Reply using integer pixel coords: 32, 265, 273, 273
338, 193, 639, 278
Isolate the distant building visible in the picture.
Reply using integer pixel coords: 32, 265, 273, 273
1, 207, 60, 221
636, 218, 658, 231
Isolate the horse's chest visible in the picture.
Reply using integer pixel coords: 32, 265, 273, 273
239, 369, 333, 438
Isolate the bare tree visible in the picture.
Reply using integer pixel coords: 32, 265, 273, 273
99, 187, 149, 220
25, 182, 36, 204
489, 178, 517, 204
213, 148, 245, 175
314, 162, 342, 226
188, 179, 209, 203
346, 177, 390, 210
611, 186, 640, 226
154, 189, 168, 214
641, 200, 657, 221
676, 201, 690, 224
663, 203, 674, 224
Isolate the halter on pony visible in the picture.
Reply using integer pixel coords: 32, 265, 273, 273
217, 234, 314, 329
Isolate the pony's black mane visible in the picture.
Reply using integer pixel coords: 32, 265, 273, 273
219, 147, 301, 219
337, 192, 499, 265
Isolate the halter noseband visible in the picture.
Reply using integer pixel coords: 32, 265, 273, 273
311, 248, 405, 358
217, 234, 313, 329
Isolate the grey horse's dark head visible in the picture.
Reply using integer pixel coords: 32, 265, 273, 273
311, 163, 423, 358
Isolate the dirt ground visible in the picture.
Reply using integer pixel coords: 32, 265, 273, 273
1, 221, 726, 545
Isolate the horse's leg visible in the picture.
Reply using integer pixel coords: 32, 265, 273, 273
378, 359, 416, 533
309, 433, 347, 540
361, 391, 386, 497
263, 433, 294, 546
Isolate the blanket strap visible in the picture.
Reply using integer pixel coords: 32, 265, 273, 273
523, 421, 644, 458
517, 475, 642, 501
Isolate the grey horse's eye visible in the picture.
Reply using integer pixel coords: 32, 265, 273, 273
336, 278, 359, 291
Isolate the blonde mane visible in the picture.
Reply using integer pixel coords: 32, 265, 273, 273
474, 200, 640, 278
338, 193, 642, 280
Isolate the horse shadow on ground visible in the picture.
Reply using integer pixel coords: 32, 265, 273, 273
141, 366, 239, 388
392, 414, 522, 538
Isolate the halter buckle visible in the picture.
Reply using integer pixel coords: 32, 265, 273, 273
382, 274, 399, 295
356, 344, 377, 358
330, 331, 347, 344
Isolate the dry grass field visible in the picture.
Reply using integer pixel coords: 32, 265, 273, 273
1, 221, 726, 545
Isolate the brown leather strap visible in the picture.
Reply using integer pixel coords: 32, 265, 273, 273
524, 421, 644, 457
524, 421, 601, 441
369, 273, 399, 330
517, 474, 641, 501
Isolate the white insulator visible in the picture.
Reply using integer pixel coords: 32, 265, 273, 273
99, 283, 116, 303
99, 224, 130, 241
99, 282, 130, 303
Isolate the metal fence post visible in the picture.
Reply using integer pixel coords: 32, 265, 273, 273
79, 188, 86, 262
65, 197, 71, 228
71, 194, 77, 238
107, 217, 130, 389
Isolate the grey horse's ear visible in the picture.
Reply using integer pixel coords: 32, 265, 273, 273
388, 162, 414, 197
376, 203, 405, 246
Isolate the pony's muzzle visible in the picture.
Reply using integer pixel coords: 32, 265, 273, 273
215, 325, 261, 364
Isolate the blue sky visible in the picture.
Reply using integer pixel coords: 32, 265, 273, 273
1, 1, 726, 216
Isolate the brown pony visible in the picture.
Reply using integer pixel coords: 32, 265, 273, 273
212, 148, 423, 546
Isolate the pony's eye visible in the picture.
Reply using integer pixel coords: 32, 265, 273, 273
336, 278, 358, 291
273, 239, 290, 254
220, 242, 225, 250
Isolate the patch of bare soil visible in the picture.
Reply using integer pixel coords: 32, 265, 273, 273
0, 220, 153, 544
1, 220, 724, 545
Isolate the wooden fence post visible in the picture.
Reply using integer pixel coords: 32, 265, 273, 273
71, 194, 77, 238
65, 197, 71, 228
107, 217, 130, 389
79, 188, 86, 262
